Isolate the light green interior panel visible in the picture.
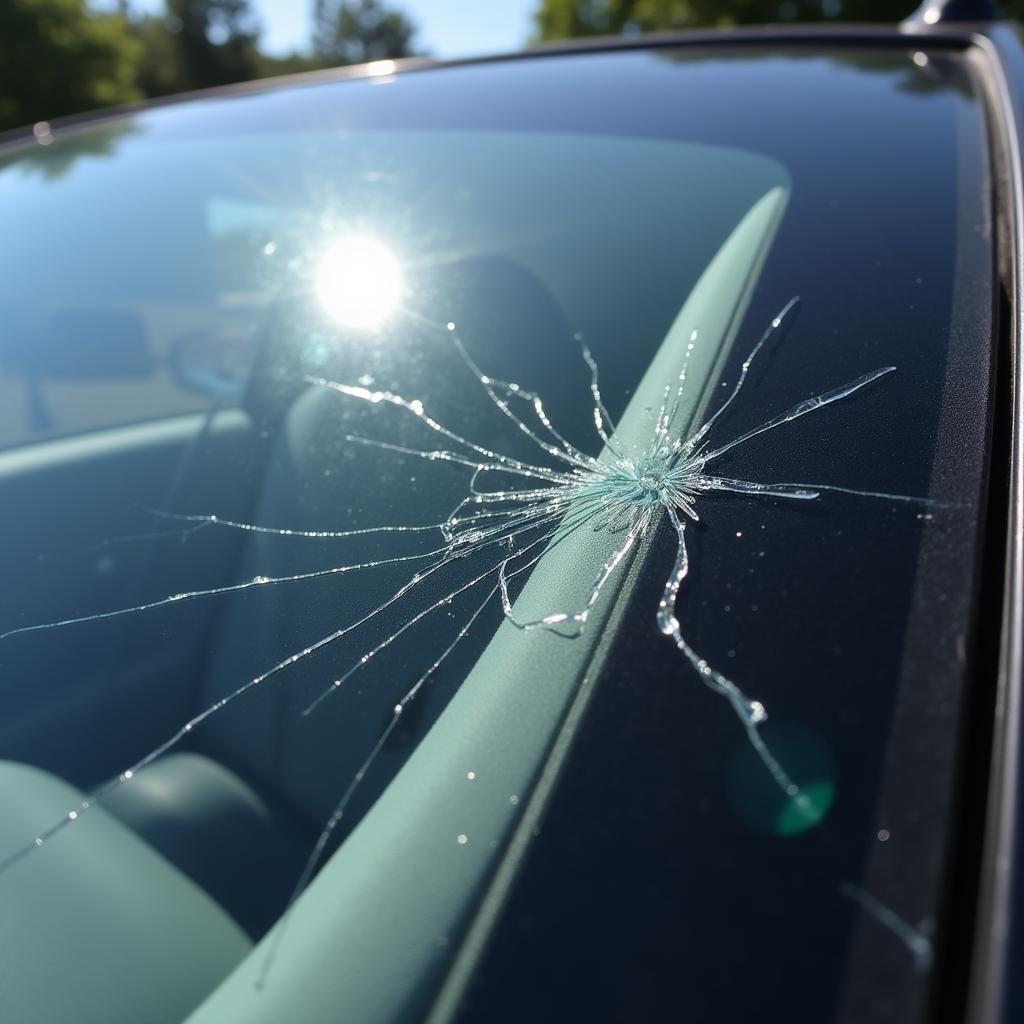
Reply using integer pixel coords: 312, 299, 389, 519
188, 182, 788, 1024
0, 761, 252, 1024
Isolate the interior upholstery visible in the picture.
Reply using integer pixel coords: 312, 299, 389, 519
0, 760, 251, 1024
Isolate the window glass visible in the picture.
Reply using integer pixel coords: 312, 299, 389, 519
0, 45, 994, 1024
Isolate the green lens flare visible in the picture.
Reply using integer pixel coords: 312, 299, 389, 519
727, 721, 837, 837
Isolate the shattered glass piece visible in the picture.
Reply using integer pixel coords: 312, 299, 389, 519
0, 296, 933, 902
840, 883, 934, 972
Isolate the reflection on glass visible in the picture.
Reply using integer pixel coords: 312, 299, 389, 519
314, 235, 404, 329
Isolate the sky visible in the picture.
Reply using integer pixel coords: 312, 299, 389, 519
109, 0, 538, 58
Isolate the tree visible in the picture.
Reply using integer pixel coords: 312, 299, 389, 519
533, 1, 931, 39
132, 13, 186, 98
0, 0, 141, 132
313, 0, 418, 66
164, 0, 263, 90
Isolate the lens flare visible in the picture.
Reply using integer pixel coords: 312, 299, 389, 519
315, 236, 403, 329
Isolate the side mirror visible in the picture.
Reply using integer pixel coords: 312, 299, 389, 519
168, 327, 259, 400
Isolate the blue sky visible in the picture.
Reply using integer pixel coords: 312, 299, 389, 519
106, 1, 538, 58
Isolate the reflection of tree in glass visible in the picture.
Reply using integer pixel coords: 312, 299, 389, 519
0, 121, 139, 181
652, 48, 973, 100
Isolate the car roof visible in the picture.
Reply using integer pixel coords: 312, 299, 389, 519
0, 19, 981, 150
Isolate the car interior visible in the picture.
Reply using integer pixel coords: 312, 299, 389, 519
0, 115, 792, 1022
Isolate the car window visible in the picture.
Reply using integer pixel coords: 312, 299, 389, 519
0, 44, 995, 1024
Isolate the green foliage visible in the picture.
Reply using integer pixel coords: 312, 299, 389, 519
0, 121, 138, 178
0, 0, 142, 132
132, 14, 186, 97
164, 0, 262, 89
533, 0, 927, 39
257, 50, 323, 78
9, 0, 1022, 136
313, 0, 418, 65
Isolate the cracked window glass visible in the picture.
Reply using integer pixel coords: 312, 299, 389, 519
0, 44, 994, 1024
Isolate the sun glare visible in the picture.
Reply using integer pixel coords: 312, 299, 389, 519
315, 235, 404, 329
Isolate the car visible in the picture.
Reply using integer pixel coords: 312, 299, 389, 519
0, 2, 1019, 1022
